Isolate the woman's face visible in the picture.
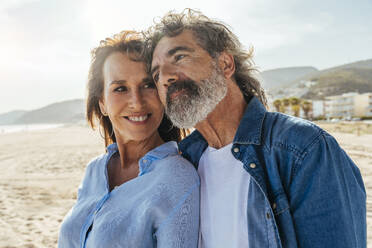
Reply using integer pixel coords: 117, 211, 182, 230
100, 52, 164, 143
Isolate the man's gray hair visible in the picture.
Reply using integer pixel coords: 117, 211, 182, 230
146, 8, 267, 107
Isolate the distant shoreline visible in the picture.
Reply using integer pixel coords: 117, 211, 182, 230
0, 123, 64, 134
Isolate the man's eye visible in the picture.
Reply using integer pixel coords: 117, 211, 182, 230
114, 86, 127, 92
153, 73, 159, 83
175, 54, 186, 61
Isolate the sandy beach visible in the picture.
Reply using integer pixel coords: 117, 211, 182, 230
0, 123, 371, 247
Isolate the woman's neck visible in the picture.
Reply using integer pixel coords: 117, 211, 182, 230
115, 131, 164, 170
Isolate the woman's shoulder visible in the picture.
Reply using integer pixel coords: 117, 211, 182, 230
155, 153, 200, 186
83, 153, 108, 176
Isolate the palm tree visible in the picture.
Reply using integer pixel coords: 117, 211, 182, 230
301, 100, 313, 120
282, 98, 290, 114
289, 97, 301, 117
273, 99, 282, 112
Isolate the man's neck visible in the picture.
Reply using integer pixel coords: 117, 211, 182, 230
195, 81, 247, 149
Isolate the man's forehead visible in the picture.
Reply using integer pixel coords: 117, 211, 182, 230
154, 31, 198, 54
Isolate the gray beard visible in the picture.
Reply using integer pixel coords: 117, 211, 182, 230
165, 67, 227, 129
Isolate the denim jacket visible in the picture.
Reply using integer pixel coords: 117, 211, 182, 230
179, 97, 366, 247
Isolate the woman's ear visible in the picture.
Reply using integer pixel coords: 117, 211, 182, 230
218, 52, 235, 79
99, 99, 107, 116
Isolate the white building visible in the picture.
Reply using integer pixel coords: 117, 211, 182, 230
363, 93, 372, 117
325, 92, 372, 119
312, 100, 325, 118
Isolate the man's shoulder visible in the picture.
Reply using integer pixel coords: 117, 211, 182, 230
179, 130, 208, 166
261, 112, 325, 156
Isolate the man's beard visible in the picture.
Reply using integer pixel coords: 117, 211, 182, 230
165, 65, 227, 128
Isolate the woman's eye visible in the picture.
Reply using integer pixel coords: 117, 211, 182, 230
175, 54, 186, 61
144, 82, 156, 89
114, 86, 127, 92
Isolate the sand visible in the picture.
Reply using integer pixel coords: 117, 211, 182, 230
0, 124, 371, 247
0, 125, 103, 248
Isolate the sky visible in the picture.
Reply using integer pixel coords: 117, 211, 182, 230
0, 0, 371, 114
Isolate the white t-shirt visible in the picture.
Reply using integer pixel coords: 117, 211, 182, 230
198, 143, 250, 248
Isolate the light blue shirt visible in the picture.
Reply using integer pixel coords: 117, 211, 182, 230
58, 141, 200, 248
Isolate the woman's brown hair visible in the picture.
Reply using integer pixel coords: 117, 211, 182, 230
86, 31, 184, 148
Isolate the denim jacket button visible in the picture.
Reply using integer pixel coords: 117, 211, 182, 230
233, 147, 239, 153
266, 212, 271, 219
249, 163, 256, 169
272, 203, 277, 210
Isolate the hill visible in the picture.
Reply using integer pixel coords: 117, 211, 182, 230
302, 67, 372, 99
0, 110, 28, 125
269, 59, 372, 99
12, 99, 85, 124
260, 66, 318, 90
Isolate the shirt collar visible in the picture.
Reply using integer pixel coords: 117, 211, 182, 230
233, 96, 266, 145
107, 142, 118, 154
139, 141, 178, 175
106, 141, 178, 158
106, 141, 179, 175
142, 141, 179, 160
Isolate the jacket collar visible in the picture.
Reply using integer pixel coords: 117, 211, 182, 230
233, 96, 266, 145
179, 96, 267, 166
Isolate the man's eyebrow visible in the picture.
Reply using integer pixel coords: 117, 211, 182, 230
151, 66, 159, 77
167, 46, 195, 56
151, 46, 195, 76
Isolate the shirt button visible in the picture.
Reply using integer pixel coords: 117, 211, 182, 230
233, 147, 239, 153
272, 203, 277, 210
249, 163, 256, 169
143, 159, 148, 163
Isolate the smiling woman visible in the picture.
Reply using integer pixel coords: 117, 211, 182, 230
86, 31, 183, 147
57, 31, 200, 248
99, 52, 164, 146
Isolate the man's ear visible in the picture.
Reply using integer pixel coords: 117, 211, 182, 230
218, 52, 235, 79
99, 99, 107, 116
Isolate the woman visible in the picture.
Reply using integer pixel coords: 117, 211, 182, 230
58, 31, 200, 248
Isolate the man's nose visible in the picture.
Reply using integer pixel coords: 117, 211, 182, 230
159, 64, 178, 88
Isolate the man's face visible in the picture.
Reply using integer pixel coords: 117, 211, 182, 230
151, 30, 227, 128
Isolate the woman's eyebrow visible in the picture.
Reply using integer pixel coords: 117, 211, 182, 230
110, 80, 127, 85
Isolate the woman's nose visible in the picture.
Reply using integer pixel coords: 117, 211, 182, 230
128, 90, 144, 110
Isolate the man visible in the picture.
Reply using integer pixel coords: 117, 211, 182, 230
148, 9, 366, 248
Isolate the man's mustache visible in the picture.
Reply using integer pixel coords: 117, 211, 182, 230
166, 80, 199, 103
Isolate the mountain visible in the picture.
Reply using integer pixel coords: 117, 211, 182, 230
12, 99, 85, 124
0, 110, 28, 125
260, 66, 318, 90
302, 67, 372, 99
323, 58, 372, 71
269, 59, 372, 99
